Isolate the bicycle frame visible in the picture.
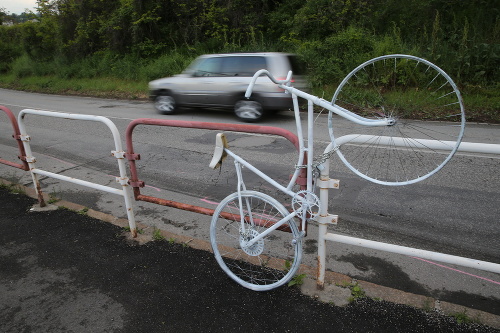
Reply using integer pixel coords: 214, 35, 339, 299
212, 55, 468, 291
223, 69, 396, 245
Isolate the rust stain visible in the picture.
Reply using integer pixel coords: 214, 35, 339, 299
0, 105, 29, 171
35, 182, 46, 208
316, 256, 325, 290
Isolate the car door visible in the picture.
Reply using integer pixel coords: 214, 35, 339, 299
204, 56, 269, 106
174, 57, 224, 105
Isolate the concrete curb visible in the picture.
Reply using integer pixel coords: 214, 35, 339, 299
1, 178, 499, 329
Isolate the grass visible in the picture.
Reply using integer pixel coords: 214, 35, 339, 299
47, 195, 60, 204
312, 84, 500, 124
0, 73, 498, 124
0, 73, 148, 100
0, 182, 26, 195
77, 207, 89, 215
337, 280, 367, 302
288, 273, 307, 287
152, 228, 165, 241
450, 309, 481, 325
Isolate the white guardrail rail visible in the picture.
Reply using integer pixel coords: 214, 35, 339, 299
17, 109, 138, 237
316, 135, 500, 288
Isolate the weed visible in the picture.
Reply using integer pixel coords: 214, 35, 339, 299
77, 207, 89, 215
47, 195, 60, 204
349, 282, 366, 301
422, 298, 433, 312
167, 237, 175, 244
283, 259, 307, 287
338, 280, 367, 303
450, 310, 480, 325
123, 226, 131, 232
288, 273, 307, 287
47, 188, 61, 204
152, 228, 165, 241
0, 183, 26, 195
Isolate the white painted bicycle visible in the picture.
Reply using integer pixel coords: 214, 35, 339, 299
209, 54, 466, 291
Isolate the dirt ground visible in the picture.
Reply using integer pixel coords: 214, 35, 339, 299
0, 187, 498, 332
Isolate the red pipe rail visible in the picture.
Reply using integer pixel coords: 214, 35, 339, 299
0, 105, 29, 171
125, 118, 306, 229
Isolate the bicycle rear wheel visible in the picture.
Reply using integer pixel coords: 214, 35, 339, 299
210, 190, 302, 291
329, 54, 465, 186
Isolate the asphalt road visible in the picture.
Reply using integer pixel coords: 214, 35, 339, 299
0, 88, 499, 315
3, 187, 499, 332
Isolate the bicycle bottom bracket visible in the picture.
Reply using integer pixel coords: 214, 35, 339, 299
292, 190, 320, 220
240, 229, 264, 256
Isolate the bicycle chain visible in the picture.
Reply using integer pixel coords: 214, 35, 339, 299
295, 145, 340, 170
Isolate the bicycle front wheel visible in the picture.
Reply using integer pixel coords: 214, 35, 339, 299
210, 190, 302, 291
329, 54, 465, 186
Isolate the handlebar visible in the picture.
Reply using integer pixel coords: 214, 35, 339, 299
245, 69, 293, 99
245, 69, 393, 127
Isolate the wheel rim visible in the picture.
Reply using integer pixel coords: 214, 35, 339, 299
155, 96, 175, 112
210, 191, 302, 291
234, 101, 263, 120
329, 54, 465, 186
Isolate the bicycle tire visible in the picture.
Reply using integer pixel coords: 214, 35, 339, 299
210, 190, 302, 291
329, 54, 465, 186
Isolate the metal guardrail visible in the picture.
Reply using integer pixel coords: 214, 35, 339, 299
3, 108, 498, 287
125, 118, 307, 217
0, 105, 29, 171
17, 109, 138, 237
316, 136, 500, 288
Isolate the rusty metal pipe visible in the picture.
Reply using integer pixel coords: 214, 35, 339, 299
125, 118, 305, 215
0, 105, 29, 171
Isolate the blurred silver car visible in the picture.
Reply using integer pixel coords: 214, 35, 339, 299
149, 52, 306, 122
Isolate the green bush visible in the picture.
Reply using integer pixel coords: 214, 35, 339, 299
11, 54, 35, 78
298, 26, 376, 88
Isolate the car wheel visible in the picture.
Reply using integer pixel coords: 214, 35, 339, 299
154, 94, 176, 114
234, 100, 264, 122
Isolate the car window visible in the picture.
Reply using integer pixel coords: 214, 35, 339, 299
220, 56, 267, 77
192, 57, 223, 77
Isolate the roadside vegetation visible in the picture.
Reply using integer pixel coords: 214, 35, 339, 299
0, 0, 498, 123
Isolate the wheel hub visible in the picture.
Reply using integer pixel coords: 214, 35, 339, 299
239, 229, 264, 256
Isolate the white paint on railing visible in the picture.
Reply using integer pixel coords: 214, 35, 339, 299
317, 135, 500, 288
17, 109, 137, 236
335, 134, 500, 154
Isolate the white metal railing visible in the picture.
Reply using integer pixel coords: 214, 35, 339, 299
17, 109, 137, 237
316, 136, 500, 288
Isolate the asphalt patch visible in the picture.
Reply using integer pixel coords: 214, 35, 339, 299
1, 187, 498, 332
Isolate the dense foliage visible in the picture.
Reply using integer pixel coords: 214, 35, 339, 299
0, 0, 499, 121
